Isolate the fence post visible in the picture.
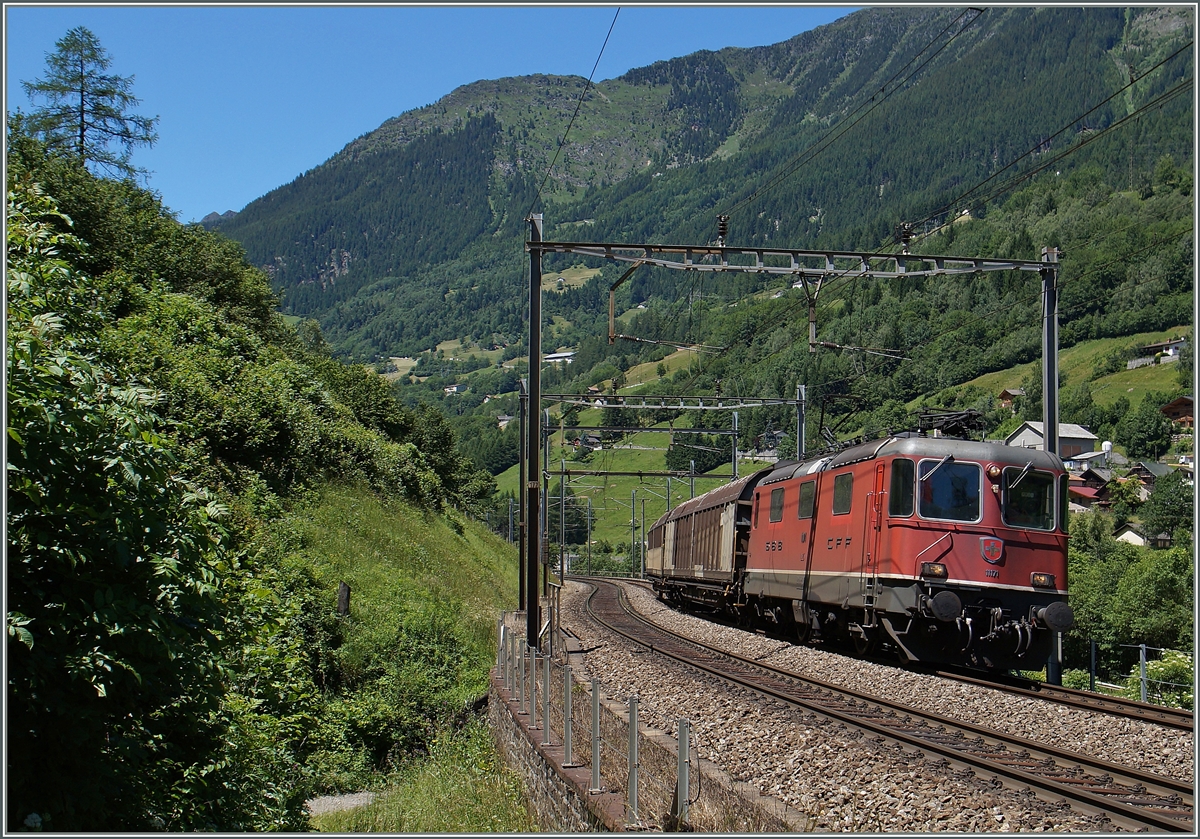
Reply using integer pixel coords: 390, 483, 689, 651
510, 633, 518, 695
530, 648, 539, 729
518, 643, 527, 714
497, 623, 506, 680
628, 694, 639, 823
541, 651, 552, 745
590, 679, 602, 793
1089, 639, 1096, 693
563, 664, 576, 766
676, 717, 690, 825
1140, 644, 1148, 703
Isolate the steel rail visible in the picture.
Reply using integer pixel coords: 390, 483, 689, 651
625, 578, 1194, 732
580, 579, 1193, 833
932, 667, 1194, 732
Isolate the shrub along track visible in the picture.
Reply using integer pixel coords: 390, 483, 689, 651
581, 578, 1193, 833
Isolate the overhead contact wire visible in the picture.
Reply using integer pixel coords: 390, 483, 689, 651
914, 41, 1194, 231
719, 7, 984, 226
526, 7, 621, 219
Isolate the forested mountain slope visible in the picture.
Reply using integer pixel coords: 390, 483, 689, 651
215, 6, 1191, 366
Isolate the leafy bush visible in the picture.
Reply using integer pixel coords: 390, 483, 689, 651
1120, 649, 1194, 710
6, 181, 234, 830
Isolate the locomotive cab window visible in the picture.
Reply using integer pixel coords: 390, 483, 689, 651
918, 458, 980, 522
1001, 465, 1056, 530
769, 487, 785, 522
798, 481, 816, 519
889, 458, 914, 516
832, 473, 853, 515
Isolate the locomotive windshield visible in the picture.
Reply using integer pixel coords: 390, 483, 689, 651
1001, 466, 1056, 530
918, 459, 981, 521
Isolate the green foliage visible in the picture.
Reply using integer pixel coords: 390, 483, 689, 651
1114, 390, 1176, 458
309, 717, 535, 833
1065, 513, 1193, 682
6, 181, 232, 829
19, 26, 158, 178
6, 133, 514, 830
1140, 469, 1194, 539
1120, 649, 1194, 710
284, 484, 518, 790
1108, 547, 1194, 652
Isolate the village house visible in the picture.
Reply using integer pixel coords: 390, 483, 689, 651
1127, 460, 1174, 490
1160, 395, 1193, 428
1004, 421, 1098, 459
1127, 336, 1188, 370
998, 388, 1025, 412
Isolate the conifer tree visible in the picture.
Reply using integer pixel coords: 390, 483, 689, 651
21, 26, 158, 179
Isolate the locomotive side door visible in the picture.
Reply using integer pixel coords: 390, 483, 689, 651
859, 461, 886, 606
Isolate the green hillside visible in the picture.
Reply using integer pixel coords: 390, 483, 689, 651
214, 6, 1192, 366
207, 5, 1192, 506
934, 326, 1193, 411
6, 130, 524, 831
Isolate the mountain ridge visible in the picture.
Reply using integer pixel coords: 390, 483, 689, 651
212, 6, 1192, 363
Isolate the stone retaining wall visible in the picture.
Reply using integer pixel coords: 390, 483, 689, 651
487, 617, 812, 832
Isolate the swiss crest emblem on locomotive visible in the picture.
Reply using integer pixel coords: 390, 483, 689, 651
980, 537, 1004, 564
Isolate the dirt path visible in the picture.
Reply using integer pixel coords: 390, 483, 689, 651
305, 791, 375, 817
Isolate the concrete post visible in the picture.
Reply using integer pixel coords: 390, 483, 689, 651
628, 695, 639, 822
518, 643, 527, 714
590, 679, 602, 793
563, 665, 575, 765
676, 718, 690, 825
498, 624, 506, 682
530, 648, 538, 729
541, 651, 552, 745
1140, 643, 1148, 703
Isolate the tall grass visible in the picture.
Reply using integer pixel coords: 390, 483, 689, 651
310, 717, 537, 833
288, 483, 533, 827
292, 482, 519, 682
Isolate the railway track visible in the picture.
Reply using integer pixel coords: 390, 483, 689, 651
583, 578, 1194, 833
622, 576, 1194, 733
932, 667, 1194, 732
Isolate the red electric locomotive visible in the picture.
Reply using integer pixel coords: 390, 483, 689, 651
646, 431, 1074, 671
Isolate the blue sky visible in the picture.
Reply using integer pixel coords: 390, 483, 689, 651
5, 5, 855, 223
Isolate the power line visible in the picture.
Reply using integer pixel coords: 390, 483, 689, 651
908, 39, 1193, 232
526, 8, 621, 219
748, 73, 1195, 357
923, 77, 1194, 229
718, 7, 985, 227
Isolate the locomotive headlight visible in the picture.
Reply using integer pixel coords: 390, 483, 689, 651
987, 464, 1001, 480
1030, 572, 1056, 588
920, 562, 948, 579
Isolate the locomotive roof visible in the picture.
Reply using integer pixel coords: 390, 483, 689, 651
762, 434, 1064, 483
649, 435, 1063, 532
876, 434, 1065, 469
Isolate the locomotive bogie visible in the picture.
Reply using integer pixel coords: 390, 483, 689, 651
644, 433, 1074, 671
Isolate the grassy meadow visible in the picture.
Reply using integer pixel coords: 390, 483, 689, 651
287, 484, 532, 831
